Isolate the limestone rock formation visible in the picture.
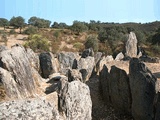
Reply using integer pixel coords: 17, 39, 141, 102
81, 48, 94, 58
125, 32, 138, 57
0, 45, 37, 99
77, 56, 95, 81
129, 58, 157, 120
106, 55, 114, 62
68, 69, 83, 82
59, 80, 92, 120
115, 52, 124, 61
110, 66, 131, 114
94, 52, 102, 64
58, 52, 80, 75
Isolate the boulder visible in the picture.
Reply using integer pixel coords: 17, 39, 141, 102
0, 98, 60, 120
129, 58, 157, 120
68, 69, 83, 82
110, 66, 131, 114
59, 81, 92, 120
106, 55, 114, 62
81, 48, 94, 58
26, 48, 40, 71
58, 52, 80, 75
77, 56, 95, 81
39, 52, 54, 78
155, 92, 160, 120
94, 52, 102, 64
125, 32, 138, 57
99, 65, 110, 104
96, 56, 106, 75
115, 52, 124, 61
0, 45, 37, 99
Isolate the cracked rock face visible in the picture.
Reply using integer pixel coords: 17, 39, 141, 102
0, 98, 60, 120
0, 45, 37, 99
59, 81, 92, 120
125, 32, 137, 58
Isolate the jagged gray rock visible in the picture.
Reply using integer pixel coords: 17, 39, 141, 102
39, 52, 54, 78
58, 52, 80, 75
68, 69, 83, 82
115, 52, 124, 61
125, 32, 138, 57
155, 92, 160, 120
77, 56, 95, 81
129, 58, 157, 120
94, 52, 102, 64
81, 48, 94, 58
110, 66, 131, 114
99, 65, 110, 104
0, 45, 37, 99
0, 98, 60, 120
59, 81, 92, 120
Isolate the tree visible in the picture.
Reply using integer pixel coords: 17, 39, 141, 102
0, 18, 9, 30
28, 16, 51, 28
70, 21, 88, 33
10, 16, 25, 33
85, 35, 99, 52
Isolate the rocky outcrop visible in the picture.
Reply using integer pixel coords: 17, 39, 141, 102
110, 66, 131, 114
129, 58, 157, 120
0, 98, 60, 120
68, 69, 83, 82
155, 92, 160, 120
59, 80, 92, 120
77, 56, 95, 81
0, 45, 37, 99
106, 55, 114, 62
39, 52, 54, 78
81, 48, 94, 58
58, 52, 80, 75
139, 56, 160, 63
94, 52, 102, 64
96, 56, 106, 75
125, 32, 137, 57
115, 52, 124, 61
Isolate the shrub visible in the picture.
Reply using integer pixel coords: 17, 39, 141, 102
24, 34, 50, 52
73, 42, 84, 52
9, 29, 16, 34
23, 26, 38, 35
85, 35, 99, 52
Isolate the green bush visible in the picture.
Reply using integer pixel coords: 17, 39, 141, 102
9, 29, 16, 34
73, 42, 84, 51
85, 35, 99, 52
23, 26, 38, 35
24, 34, 50, 52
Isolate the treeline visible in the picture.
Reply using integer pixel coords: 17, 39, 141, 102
0, 16, 160, 56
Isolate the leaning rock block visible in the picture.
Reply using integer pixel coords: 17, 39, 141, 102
0, 45, 37, 99
59, 81, 92, 120
129, 58, 157, 120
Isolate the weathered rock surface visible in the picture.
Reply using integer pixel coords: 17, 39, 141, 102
81, 48, 94, 58
115, 52, 124, 61
94, 52, 102, 64
59, 80, 92, 120
106, 55, 114, 62
0, 45, 37, 99
155, 92, 160, 120
77, 56, 95, 81
68, 69, 83, 82
0, 98, 60, 120
129, 58, 157, 120
58, 52, 80, 75
99, 65, 110, 104
39, 52, 54, 78
125, 32, 137, 57
139, 56, 160, 63
110, 66, 131, 114
26, 48, 40, 71
96, 56, 106, 75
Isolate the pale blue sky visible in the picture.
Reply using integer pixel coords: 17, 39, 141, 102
0, 0, 160, 25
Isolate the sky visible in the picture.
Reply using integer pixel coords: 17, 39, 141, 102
0, 0, 160, 25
